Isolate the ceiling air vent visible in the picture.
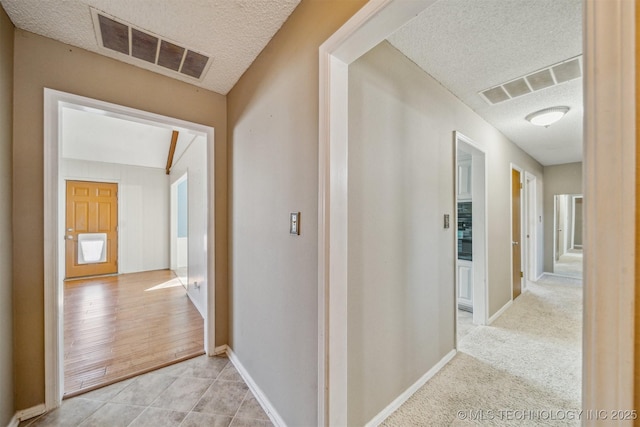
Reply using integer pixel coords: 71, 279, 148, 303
482, 86, 510, 104
92, 9, 212, 81
479, 56, 582, 105
503, 78, 531, 98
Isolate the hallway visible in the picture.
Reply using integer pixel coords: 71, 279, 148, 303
384, 275, 582, 425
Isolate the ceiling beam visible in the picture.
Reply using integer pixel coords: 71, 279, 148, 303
166, 130, 178, 175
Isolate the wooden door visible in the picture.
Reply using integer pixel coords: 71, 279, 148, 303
511, 169, 522, 299
65, 181, 118, 279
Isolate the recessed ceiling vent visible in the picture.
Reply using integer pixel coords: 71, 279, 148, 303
92, 9, 211, 81
479, 56, 582, 105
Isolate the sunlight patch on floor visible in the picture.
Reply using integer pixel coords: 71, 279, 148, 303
145, 278, 184, 291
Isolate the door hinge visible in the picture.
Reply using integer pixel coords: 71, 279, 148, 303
520, 271, 524, 278
520, 183, 523, 189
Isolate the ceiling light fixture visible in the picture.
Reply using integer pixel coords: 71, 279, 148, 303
525, 106, 570, 127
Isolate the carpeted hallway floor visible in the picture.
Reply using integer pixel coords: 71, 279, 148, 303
553, 249, 583, 279
383, 275, 582, 426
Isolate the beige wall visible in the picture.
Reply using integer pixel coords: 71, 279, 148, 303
13, 30, 228, 410
0, 4, 13, 425
542, 162, 583, 272
347, 42, 544, 425
226, 0, 367, 424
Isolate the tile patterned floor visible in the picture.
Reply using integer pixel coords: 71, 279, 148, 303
20, 355, 273, 427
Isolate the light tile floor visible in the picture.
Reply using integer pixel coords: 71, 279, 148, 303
20, 355, 273, 427
456, 308, 476, 342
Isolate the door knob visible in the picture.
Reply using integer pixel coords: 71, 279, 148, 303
66, 236, 73, 240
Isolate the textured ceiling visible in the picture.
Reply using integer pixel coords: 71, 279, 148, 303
62, 106, 199, 170
0, 0, 300, 95
388, 0, 583, 166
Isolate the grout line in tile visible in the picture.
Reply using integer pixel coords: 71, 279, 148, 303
230, 390, 251, 424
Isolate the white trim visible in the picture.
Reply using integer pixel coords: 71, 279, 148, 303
213, 344, 228, 355
14, 404, 46, 423
488, 300, 512, 325
364, 350, 457, 427
583, 0, 635, 417
523, 171, 538, 288
226, 348, 286, 427
7, 414, 19, 427
44, 88, 216, 409
43, 89, 62, 409
318, 1, 438, 425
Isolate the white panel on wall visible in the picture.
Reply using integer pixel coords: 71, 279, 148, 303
170, 136, 207, 317
61, 158, 170, 274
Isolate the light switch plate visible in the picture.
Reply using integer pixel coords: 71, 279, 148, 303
290, 212, 300, 235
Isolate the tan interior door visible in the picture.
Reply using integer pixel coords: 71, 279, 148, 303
511, 169, 522, 299
65, 180, 118, 279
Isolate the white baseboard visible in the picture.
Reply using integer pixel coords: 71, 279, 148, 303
213, 344, 228, 356
7, 413, 19, 427
365, 349, 457, 427
226, 348, 286, 427
488, 300, 512, 325
14, 403, 46, 423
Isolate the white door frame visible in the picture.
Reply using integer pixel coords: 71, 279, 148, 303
570, 195, 582, 250
43, 89, 216, 409
455, 132, 488, 327
582, 0, 635, 417
524, 172, 538, 283
318, 0, 635, 424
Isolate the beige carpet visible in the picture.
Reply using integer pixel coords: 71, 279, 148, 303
553, 249, 583, 279
383, 276, 582, 426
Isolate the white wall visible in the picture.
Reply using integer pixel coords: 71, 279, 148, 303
542, 162, 582, 271
347, 41, 544, 425
61, 158, 169, 274
170, 136, 207, 317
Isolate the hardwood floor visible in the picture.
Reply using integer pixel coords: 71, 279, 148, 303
64, 269, 204, 397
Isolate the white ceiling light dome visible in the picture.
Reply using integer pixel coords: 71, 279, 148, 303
526, 106, 570, 127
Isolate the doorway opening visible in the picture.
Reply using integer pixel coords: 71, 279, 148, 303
454, 132, 488, 344
553, 193, 583, 279
44, 89, 215, 406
